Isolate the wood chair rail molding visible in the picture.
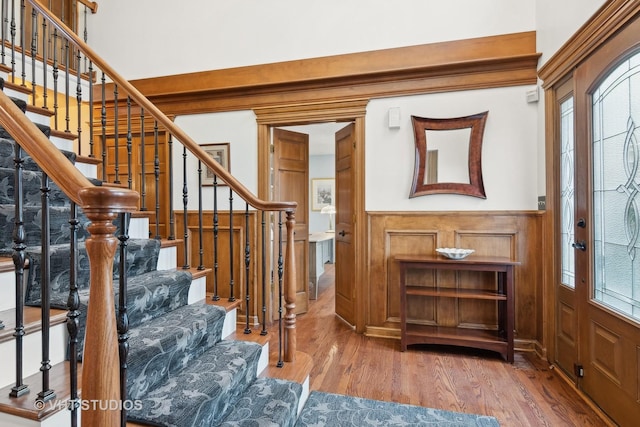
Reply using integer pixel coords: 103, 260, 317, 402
101, 31, 539, 116
539, 0, 640, 88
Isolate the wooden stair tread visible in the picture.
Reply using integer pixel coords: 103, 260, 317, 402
159, 238, 183, 248
0, 306, 67, 344
49, 128, 77, 141
2, 79, 31, 95
25, 103, 54, 118
75, 154, 101, 166
180, 266, 211, 280
261, 351, 313, 385
0, 361, 81, 421
206, 294, 242, 312
228, 326, 270, 347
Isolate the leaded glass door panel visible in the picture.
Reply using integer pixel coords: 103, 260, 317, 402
574, 20, 640, 425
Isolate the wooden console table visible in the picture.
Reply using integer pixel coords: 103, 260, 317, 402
309, 232, 334, 300
395, 254, 519, 362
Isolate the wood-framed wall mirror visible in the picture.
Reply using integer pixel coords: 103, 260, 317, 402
410, 111, 488, 199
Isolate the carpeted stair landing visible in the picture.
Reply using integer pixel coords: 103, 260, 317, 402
295, 391, 500, 427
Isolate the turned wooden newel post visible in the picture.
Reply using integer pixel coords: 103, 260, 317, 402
78, 187, 138, 427
284, 210, 297, 362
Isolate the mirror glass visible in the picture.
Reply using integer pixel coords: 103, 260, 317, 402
425, 128, 471, 184
410, 112, 488, 199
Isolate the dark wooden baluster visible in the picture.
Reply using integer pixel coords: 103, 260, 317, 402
277, 212, 284, 367
228, 188, 235, 302
197, 160, 204, 270
52, 27, 59, 129
19, 0, 25, 86
113, 84, 120, 184
75, 44, 82, 154
126, 97, 132, 189
67, 202, 80, 427
182, 146, 189, 269
117, 213, 130, 427
88, 59, 94, 157
62, 2, 70, 133
82, 4, 88, 73
9, 0, 15, 82
1, 0, 7, 67
211, 175, 220, 301
10, 142, 28, 397
153, 121, 160, 239
260, 210, 267, 336
139, 109, 146, 211
244, 203, 251, 334
41, 9, 48, 110
37, 172, 55, 404
100, 72, 107, 180
29, 6, 36, 102
168, 134, 175, 240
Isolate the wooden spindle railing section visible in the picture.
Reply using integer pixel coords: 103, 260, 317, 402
0, 88, 139, 425
2, 2, 300, 424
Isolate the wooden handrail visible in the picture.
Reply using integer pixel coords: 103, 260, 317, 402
76, 0, 98, 14
29, 0, 296, 215
0, 91, 92, 204
0, 63, 138, 427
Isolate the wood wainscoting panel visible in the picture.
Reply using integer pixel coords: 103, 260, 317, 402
367, 211, 544, 350
384, 230, 439, 325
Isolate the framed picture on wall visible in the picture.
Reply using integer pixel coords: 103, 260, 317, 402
311, 178, 335, 211
201, 143, 230, 186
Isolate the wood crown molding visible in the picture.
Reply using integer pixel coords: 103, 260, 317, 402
254, 99, 369, 125
539, 0, 640, 88
106, 31, 539, 116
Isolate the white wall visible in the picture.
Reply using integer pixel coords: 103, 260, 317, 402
88, 0, 535, 80
173, 111, 258, 210
366, 86, 539, 211
88, 0, 612, 213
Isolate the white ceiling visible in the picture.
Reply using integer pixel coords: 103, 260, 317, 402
278, 122, 349, 156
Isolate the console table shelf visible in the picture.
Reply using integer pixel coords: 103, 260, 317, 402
405, 286, 508, 300
395, 254, 520, 362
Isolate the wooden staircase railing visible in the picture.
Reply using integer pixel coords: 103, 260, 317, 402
0, 88, 139, 426
0, 1, 299, 425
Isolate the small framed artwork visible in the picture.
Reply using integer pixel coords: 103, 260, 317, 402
201, 143, 230, 186
311, 178, 335, 211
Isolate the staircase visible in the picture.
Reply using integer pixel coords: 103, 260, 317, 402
0, 75, 307, 425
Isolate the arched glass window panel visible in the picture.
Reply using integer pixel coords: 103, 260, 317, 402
560, 96, 575, 288
592, 51, 640, 321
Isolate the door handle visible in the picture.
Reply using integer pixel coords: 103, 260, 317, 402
572, 240, 587, 251
338, 230, 346, 237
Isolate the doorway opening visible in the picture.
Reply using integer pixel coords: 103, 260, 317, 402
271, 122, 344, 320
255, 101, 367, 332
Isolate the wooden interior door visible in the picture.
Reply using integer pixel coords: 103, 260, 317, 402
572, 17, 640, 426
334, 123, 356, 325
273, 128, 309, 314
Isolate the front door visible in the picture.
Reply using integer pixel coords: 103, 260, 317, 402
572, 19, 640, 426
334, 123, 356, 325
273, 128, 309, 314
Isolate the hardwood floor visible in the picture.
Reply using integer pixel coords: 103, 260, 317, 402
284, 263, 612, 427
